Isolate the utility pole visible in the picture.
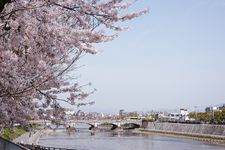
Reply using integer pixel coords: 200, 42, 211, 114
211, 107, 215, 124
194, 106, 198, 120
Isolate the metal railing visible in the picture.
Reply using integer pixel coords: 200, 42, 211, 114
20, 144, 76, 150
0, 137, 28, 150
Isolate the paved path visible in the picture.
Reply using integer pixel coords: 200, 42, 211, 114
13, 130, 43, 145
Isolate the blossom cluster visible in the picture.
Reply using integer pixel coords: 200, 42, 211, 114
0, 0, 147, 126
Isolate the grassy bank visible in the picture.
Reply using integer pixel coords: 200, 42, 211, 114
1, 127, 26, 140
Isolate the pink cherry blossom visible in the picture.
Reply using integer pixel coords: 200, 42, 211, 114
0, 0, 147, 127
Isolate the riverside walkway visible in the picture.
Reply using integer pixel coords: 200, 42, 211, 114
1, 136, 75, 150
13, 129, 42, 145
13, 128, 75, 150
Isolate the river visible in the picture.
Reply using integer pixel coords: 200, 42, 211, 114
38, 125, 225, 150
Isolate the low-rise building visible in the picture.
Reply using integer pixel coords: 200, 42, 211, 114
180, 108, 189, 121
169, 113, 180, 121
205, 106, 220, 112
167, 109, 189, 121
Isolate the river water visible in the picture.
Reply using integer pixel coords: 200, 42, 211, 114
39, 126, 225, 150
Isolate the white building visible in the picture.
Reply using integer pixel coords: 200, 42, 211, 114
168, 109, 189, 121
180, 109, 189, 121
169, 113, 180, 121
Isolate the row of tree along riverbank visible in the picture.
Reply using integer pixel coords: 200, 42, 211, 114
136, 122, 225, 145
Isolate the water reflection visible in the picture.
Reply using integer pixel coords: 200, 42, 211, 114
39, 127, 225, 150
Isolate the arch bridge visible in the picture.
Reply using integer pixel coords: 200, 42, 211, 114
65, 119, 142, 130
30, 119, 142, 130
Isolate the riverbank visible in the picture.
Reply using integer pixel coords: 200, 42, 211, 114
13, 128, 52, 145
133, 128, 225, 146
1, 127, 26, 140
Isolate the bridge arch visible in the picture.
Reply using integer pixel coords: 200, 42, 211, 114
121, 123, 140, 129
67, 121, 97, 130
98, 122, 119, 130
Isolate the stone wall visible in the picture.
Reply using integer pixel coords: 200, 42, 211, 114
147, 122, 225, 136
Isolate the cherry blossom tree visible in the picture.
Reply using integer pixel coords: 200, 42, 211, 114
0, 0, 147, 127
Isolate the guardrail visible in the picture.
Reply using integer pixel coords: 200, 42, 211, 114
20, 144, 76, 150
0, 137, 27, 150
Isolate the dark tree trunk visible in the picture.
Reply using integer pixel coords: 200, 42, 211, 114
0, 0, 11, 12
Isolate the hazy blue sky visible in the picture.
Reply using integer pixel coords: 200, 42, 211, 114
76, 0, 225, 113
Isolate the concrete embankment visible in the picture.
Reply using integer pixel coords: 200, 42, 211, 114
13, 128, 52, 145
134, 122, 225, 145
